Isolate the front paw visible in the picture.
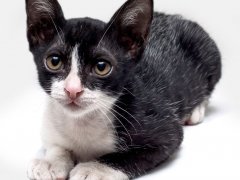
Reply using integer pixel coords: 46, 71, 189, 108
27, 159, 73, 180
69, 162, 129, 180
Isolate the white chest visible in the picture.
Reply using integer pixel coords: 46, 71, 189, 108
42, 105, 117, 161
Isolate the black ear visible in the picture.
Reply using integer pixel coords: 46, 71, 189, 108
25, 0, 65, 48
110, 0, 153, 57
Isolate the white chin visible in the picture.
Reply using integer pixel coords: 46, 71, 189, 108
61, 102, 96, 117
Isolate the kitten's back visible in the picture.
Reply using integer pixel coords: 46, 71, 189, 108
136, 12, 221, 118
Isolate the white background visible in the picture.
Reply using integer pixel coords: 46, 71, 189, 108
0, 0, 240, 179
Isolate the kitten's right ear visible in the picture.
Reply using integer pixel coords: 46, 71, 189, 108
25, 0, 65, 48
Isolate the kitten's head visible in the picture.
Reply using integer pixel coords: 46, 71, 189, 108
26, 0, 153, 115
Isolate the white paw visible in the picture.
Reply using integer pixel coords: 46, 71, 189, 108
69, 162, 129, 180
185, 101, 207, 125
27, 159, 73, 180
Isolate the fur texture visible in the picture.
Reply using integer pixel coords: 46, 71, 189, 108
26, 0, 221, 179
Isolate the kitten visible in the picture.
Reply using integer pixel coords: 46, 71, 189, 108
25, 0, 221, 179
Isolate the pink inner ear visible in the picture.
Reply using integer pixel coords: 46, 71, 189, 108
64, 74, 83, 99
121, 36, 142, 57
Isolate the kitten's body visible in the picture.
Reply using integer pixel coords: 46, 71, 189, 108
26, 0, 221, 179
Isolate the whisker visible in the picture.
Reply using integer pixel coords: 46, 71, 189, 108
100, 98, 141, 126
123, 87, 136, 97
106, 89, 124, 96
95, 104, 115, 130
95, 104, 127, 151
95, 109, 112, 137
99, 100, 137, 132
59, 28, 65, 44
97, 5, 125, 48
97, 101, 134, 144
48, 13, 64, 44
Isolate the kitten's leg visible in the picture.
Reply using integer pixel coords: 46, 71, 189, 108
27, 146, 74, 180
185, 100, 209, 125
69, 122, 183, 180
69, 149, 178, 180
70, 161, 128, 180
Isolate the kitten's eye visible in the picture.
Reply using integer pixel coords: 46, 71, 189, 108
45, 55, 63, 71
94, 61, 112, 76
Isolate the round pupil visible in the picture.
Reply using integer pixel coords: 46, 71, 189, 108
97, 62, 106, 71
51, 56, 60, 66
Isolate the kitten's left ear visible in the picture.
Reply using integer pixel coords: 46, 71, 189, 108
25, 0, 66, 49
110, 0, 153, 57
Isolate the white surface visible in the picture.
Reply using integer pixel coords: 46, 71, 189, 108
0, 0, 240, 179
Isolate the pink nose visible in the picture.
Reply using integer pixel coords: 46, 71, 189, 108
64, 75, 83, 100
64, 87, 83, 100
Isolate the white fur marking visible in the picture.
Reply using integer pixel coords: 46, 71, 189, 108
70, 45, 79, 76
70, 161, 129, 180
64, 46, 82, 97
32, 87, 118, 178
185, 100, 208, 125
44, 88, 117, 161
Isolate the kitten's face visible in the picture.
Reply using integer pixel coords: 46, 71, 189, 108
47, 43, 118, 114
26, 0, 153, 114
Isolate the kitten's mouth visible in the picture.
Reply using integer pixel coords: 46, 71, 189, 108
63, 98, 94, 111
66, 101, 81, 110
69, 102, 79, 107
66, 100, 90, 109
